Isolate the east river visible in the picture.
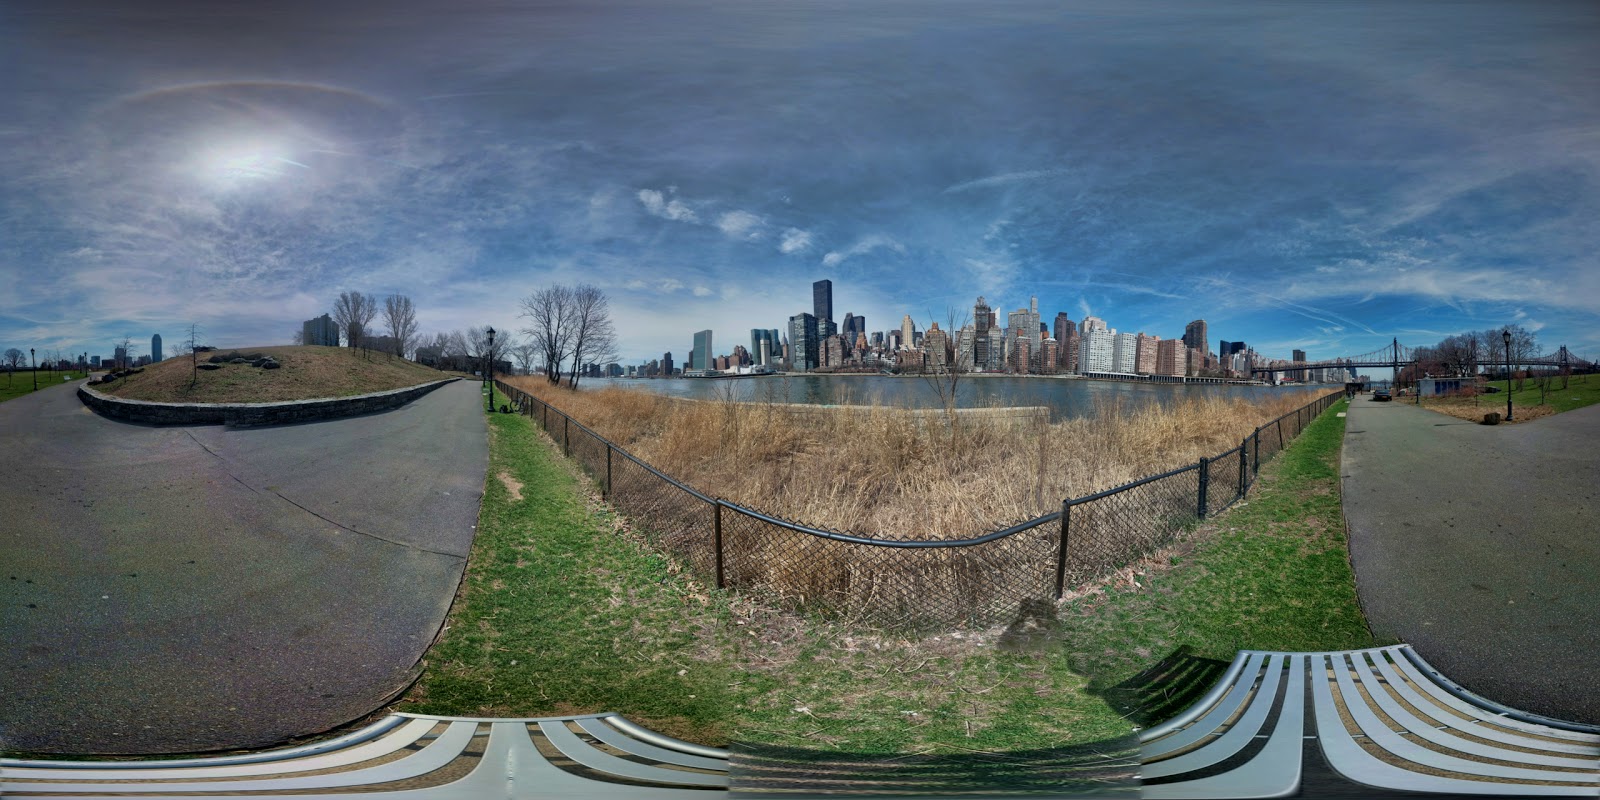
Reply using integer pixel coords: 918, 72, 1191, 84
582, 374, 1333, 422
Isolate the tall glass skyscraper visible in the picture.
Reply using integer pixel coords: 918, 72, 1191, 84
150, 333, 163, 363
692, 330, 712, 372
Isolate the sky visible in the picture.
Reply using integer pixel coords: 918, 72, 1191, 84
2, 0, 1598, 366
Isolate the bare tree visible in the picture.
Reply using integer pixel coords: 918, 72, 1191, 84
3, 348, 23, 385
519, 285, 576, 385
510, 340, 538, 375
331, 291, 378, 354
566, 284, 617, 390
382, 294, 419, 358
185, 323, 202, 386
465, 326, 507, 376
115, 335, 136, 371
291, 329, 304, 346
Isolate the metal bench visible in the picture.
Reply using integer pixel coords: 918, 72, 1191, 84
1, 712, 728, 798
1139, 644, 1600, 798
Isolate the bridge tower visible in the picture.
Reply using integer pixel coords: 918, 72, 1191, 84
1391, 338, 1399, 390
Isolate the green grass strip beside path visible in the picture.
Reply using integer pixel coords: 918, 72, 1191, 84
1481, 373, 1600, 415
1050, 397, 1382, 723
397, 409, 735, 746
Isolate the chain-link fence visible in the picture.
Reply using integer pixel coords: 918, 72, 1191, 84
497, 381, 1345, 629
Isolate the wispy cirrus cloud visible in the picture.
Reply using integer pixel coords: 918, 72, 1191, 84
821, 234, 906, 268
636, 188, 697, 222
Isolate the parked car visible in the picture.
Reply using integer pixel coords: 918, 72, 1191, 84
1372, 388, 1392, 401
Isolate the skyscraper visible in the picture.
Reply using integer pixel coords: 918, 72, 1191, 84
973, 296, 994, 370
1183, 320, 1208, 352
692, 330, 712, 372
1080, 327, 1115, 373
662, 352, 674, 376
1112, 332, 1138, 373
150, 333, 162, 363
789, 313, 818, 372
1292, 349, 1307, 363
900, 315, 916, 351
812, 280, 833, 336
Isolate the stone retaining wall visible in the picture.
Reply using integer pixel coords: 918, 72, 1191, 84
77, 378, 459, 428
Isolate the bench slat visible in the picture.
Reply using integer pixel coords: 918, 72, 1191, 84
1311, 654, 1592, 797
1143, 654, 1286, 778
574, 717, 730, 772
1142, 652, 1269, 759
538, 721, 726, 787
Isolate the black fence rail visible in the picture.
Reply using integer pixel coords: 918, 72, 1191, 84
496, 380, 1345, 629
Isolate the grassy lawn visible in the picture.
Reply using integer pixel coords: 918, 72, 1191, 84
1048, 397, 1381, 724
0, 371, 88, 403
395, 409, 736, 746
94, 346, 446, 403
1419, 373, 1599, 423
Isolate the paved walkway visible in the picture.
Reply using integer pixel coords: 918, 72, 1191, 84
0, 380, 487, 754
1342, 396, 1600, 723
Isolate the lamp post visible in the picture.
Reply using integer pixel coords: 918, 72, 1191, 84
30, 348, 36, 391
1502, 328, 1513, 422
485, 326, 496, 413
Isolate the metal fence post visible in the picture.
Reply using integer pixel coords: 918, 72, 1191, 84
1197, 456, 1210, 520
1054, 500, 1071, 600
1253, 427, 1261, 478
1238, 440, 1248, 498
713, 503, 726, 589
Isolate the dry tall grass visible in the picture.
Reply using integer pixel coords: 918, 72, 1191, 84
504, 376, 1323, 540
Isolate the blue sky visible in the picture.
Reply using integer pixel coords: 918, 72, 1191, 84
2, 0, 1597, 365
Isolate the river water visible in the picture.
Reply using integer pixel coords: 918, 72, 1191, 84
583, 375, 1331, 422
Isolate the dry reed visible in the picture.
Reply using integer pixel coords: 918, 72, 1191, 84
504, 375, 1322, 540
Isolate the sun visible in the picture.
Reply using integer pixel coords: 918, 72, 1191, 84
191, 137, 311, 190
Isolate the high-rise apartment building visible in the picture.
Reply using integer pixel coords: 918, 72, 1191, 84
1183, 319, 1208, 352
1292, 349, 1307, 363
114, 345, 127, 368
789, 313, 818, 372
1080, 327, 1114, 373
1039, 337, 1058, 375
662, 352, 674, 375
1112, 331, 1138, 373
1135, 333, 1160, 374
150, 334, 163, 363
1156, 338, 1185, 377
1063, 328, 1080, 373
1009, 338, 1031, 374
303, 313, 339, 347
900, 315, 916, 350
692, 330, 712, 372
955, 325, 975, 371
1080, 315, 1108, 334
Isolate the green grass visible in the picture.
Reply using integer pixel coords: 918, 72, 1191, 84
396, 409, 736, 745
0, 371, 88, 403
1483, 373, 1600, 414
1049, 397, 1380, 719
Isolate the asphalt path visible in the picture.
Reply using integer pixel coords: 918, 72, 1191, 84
1342, 395, 1600, 724
0, 379, 486, 754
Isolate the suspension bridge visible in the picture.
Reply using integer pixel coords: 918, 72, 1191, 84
1250, 339, 1595, 380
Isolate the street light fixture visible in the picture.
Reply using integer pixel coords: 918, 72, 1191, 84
485, 326, 496, 413
30, 348, 36, 391
1502, 328, 1513, 422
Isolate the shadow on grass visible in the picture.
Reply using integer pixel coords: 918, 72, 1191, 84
1089, 645, 1233, 731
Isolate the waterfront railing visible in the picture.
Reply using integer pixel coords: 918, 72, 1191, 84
496, 379, 1344, 628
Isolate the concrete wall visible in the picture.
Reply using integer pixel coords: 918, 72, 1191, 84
78, 378, 459, 428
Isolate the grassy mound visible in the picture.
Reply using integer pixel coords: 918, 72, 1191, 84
94, 346, 449, 403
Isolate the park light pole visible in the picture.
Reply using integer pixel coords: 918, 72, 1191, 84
485, 326, 495, 413
30, 348, 36, 391
1503, 328, 1513, 422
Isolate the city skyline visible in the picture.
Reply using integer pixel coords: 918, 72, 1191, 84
4, 2, 1599, 364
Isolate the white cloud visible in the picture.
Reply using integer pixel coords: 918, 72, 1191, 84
657, 278, 685, 292
716, 210, 763, 240
636, 188, 697, 222
821, 234, 906, 268
692, 285, 713, 297
1077, 298, 1092, 319
779, 227, 813, 254
943, 168, 1070, 194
